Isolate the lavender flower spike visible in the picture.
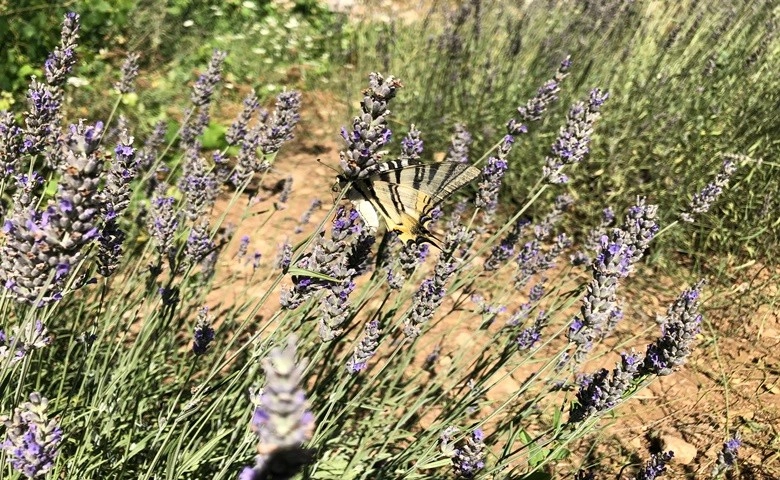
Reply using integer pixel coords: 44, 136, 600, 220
44, 12, 80, 88
192, 307, 215, 355
712, 434, 741, 477
339, 72, 402, 179
399, 124, 424, 162
642, 281, 704, 376
259, 91, 302, 156
508, 55, 571, 134
451, 428, 487, 478
226, 92, 259, 146
568, 352, 641, 423
191, 49, 227, 108
543, 88, 609, 184
445, 123, 472, 164
0, 320, 51, 363
114, 52, 140, 94
476, 135, 512, 223
1, 392, 63, 479
680, 158, 739, 223
242, 336, 315, 479
346, 320, 381, 373
633, 451, 674, 480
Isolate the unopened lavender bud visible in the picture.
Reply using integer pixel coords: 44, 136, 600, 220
191, 50, 226, 108
450, 428, 486, 478
274, 177, 293, 210
568, 351, 641, 423
634, 451, 674, 480
114, 52, 140, 94
0, 112, 24, 175
476, 137, 511, 221
148, 185, 179, 265
347, 320, 380, 373
192, 307, 215, 355
44, 12, 80, 88
259, 91, 302, 156
445, 123, 472, 163
237, 235, 250, 259
96, 218, 126, 278
680, 158, 739, 223
400, 124, 423, 161
186, 220, 215, 265
137, 121, 167, 172
295, 199, 321, 234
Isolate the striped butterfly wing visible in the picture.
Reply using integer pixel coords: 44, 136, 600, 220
349, 161, 480, 246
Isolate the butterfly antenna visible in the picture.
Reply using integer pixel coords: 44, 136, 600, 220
317, 158, 341, 174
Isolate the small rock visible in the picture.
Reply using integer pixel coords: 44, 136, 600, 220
661, 435, 697, 464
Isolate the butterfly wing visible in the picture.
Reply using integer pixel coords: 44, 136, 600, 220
347, 161, 480, 247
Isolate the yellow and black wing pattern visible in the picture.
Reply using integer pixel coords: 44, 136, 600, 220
346, 160, 480, 247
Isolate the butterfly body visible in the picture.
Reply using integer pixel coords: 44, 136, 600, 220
338, 160, 480, 247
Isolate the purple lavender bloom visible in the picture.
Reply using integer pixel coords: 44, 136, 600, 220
237, 235, 250, 259
445, 123, 472, 163
179, 144, 218, 220
259, 91, 302, 156
619, 197, 659, 266
1, 393, 62, 479
484, 218, 529, 271
568, 352, 641, 423
516, 311, 548, 350
0, 320, 51, 363
642, 281, 704, 376
388, 239, 430, 290
295, 199, 322, 234
339, 73, 402, 179
186, 221, 215, 265
147, 185, 180, 266
243, 336, 315, 477
680, 158, 739, 223
404, 226, 469, 337
573, 206, 616, 266
114, 52, 140, 94
226, 92, 260, 146
509, 56, 571, 134
451, 428, 486, 478
476, 135, 512, 222
0, 111, 24, 175
44, 12, 80, 88
22, 79, 61, 156
103, 132, 137, 216
191, 50, 227, 108
346, 320, 380, 373
712, 434, 741, 476
192, 307, 215, 355
400, 124, 424, 162
633, 451, 674, 480
543, 88, 609, 184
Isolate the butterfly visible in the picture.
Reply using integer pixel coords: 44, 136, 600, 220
335, 159, 481, 248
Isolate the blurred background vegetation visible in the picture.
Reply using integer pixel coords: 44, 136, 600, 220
2, 0, 778, 274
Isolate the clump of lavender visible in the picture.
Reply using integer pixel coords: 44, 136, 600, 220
712, 434, 741, 477
0, 320, 51, 363
442, 428, 486, 479
1, 121, 105, 304
404, 226, 469, 338
641, 281, 703, 376
192, 307, 215, 356
241, 336, 315, 479
114, 52, 140, 94
633, 451, 674, 480
680, 158, 739, 222
568, 352, 641, 423
508, 56, 571, 134
476, 135, 512, 223
295, 199, 321, 234
1, 392, 62, 479
346, 320, 380, 373
339, 72, 402, 179
445, 123, 472, 163
543, 88, 609, 184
